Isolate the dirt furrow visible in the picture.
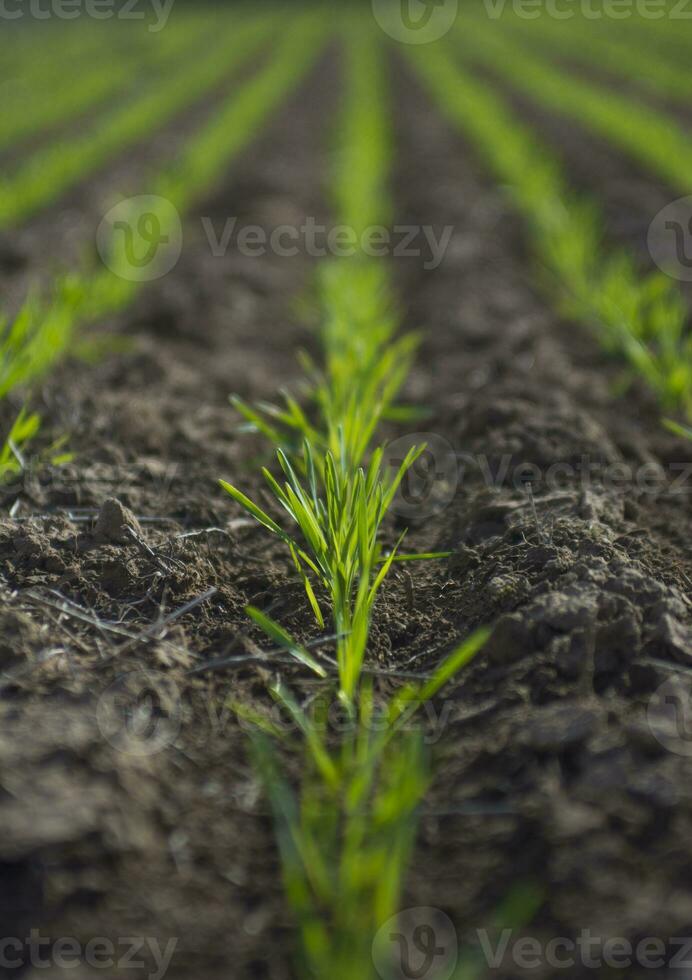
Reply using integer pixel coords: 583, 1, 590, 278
379, 63, 692, 977
1, 51, 692, 980
0, 60, 335, 980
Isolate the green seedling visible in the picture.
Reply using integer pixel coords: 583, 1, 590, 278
221, 21, 490, 980
411, 42, 692, 421
664, 418, 692, 441
242, 628, 489, 980
0, 17, 277, 227
0, 409, 72, 487
222, 436, 434, 702
502, 11, 692, 104
455, 19, 692, 195
0, 16, 215, 154
0, 14, 327, 481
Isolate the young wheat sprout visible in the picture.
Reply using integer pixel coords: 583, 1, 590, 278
221, 19, 488, 979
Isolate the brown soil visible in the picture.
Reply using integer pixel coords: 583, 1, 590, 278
1, 48, 691, 980
391, 64, 692, 979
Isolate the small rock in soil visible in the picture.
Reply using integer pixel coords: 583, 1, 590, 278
93, 498, 142, 545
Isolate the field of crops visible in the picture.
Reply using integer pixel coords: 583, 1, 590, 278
1, 2, 692, 978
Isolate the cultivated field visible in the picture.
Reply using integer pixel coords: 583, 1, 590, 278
1, 3, 692, 979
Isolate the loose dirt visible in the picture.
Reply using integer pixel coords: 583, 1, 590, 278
0, 53, 691, 980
